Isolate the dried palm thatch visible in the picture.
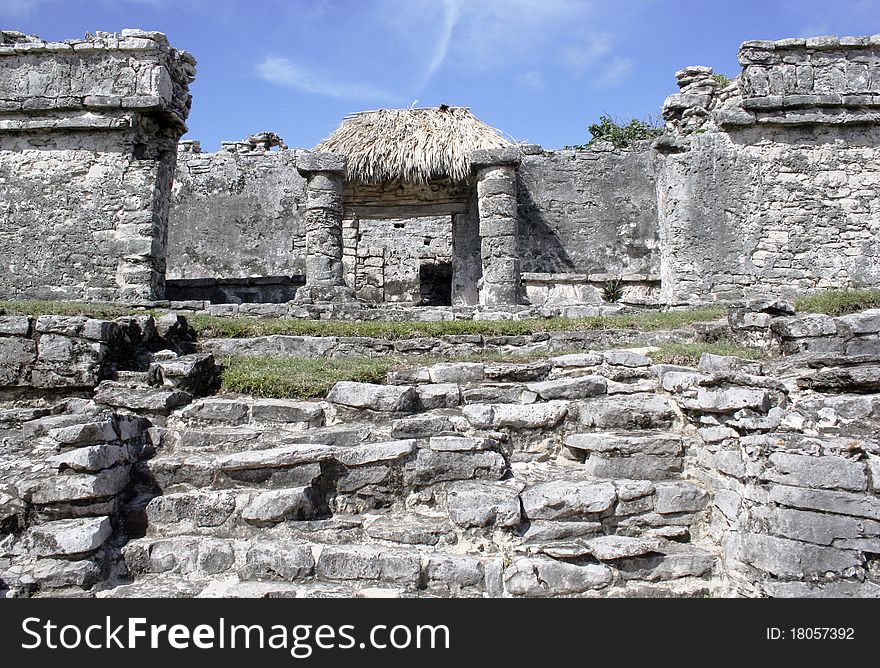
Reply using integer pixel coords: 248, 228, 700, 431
315, 105, 513, 185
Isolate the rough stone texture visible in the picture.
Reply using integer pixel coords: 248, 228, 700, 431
517, 146, 659, 279
168, 144, 307, 285
658, 122, 880, 304
0, 30, 195, 301
475, 162, 521, 306
23, 516, 112, 557
446, 481, 522, 528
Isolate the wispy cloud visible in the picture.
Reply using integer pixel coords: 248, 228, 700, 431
516, 70, 545, 91
797, 24, 830, 38
563, 35, 612, 72
416, 0, 463, 89
594, 56, 634, 87
255, 56, 398, 102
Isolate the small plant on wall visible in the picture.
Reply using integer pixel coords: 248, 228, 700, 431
565, 114, 665, 150
602, 279, 624, 303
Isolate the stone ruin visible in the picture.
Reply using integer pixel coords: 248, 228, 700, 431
1, 30, 880, 599
2, 31, 880, 310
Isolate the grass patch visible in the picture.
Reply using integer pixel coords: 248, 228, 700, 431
649, 341, 765, 367
0, 300, 144, 319
220, 356, 402, 399
794, 288, 880, 317
191, 307, 725, 340
219, 350, 576, 399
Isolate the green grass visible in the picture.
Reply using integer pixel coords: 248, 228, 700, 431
0, 300, 727, 340
0, 300, 145, 319
794, 288, 880, 317
190, 307, 725, 340
220, 356, 403, 399
220, 338, 766, 399
648, 341, 765, 367
219, 350, 577, 399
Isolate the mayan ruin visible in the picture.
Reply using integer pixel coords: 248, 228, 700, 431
1, 20, 879, 610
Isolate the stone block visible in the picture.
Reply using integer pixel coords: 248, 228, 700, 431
327, 382, 417, 412
446, 481, 521, 527
503, 558, 611, 596
24, 516, 112, 557
521, 480, 616, 520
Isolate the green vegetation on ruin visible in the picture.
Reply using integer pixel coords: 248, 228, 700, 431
712, 73, 734, 89
0, 300, 144, 319
794, 288, 880, 317
220, 355, 400, 399
188, 307, 725, 340
219, 338, 765, 399
566, 114, 665, 150
648, 341, 765, 367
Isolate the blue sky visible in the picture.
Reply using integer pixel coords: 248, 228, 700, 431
3, 0, 880, 149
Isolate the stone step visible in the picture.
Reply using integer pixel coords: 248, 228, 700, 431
114, 531, 717, 598
511, 462, 710, 540
144, 436, 508, 513
119, 535, 497, 597
175, 396, 325, 428
563, 430, 687, 480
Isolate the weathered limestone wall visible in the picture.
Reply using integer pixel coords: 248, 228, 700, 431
353, 216, 452, 303
0, 30, 195, 302
517, 144, 660, 277
658, 37, 880, 304
168, 141, 307, 281
166, 143, 660, 305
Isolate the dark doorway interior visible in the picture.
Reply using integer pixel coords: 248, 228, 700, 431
166, 275, 305, 304
419, 262, 453, 306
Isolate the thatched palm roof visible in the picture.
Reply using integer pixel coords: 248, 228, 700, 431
315, 105, 513, 185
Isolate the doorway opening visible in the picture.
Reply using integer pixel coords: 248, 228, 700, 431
419, 262, 453, 306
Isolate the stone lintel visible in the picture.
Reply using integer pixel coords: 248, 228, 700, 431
469, 148, 522, 171
297, 151, 347, 176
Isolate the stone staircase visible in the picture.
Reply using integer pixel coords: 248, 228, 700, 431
97, 350, 721, 598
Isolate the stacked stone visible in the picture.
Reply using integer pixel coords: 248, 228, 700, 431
0, 29, 196, 302
294, 152, 355, 303
662, 66, 720, 134
2, 411, 152, 592
471, 148, 522, 307
657, 341, 880, 597
0, 316, 114, 390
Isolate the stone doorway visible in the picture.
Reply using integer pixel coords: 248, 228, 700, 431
419, 262, 453, 306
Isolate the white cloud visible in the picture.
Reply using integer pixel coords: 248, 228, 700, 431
516, 70, 545, 90
594, 56, 634, 87
416, 0, 463, 89
255, 56, 398, 102
563, 35, 612, 72
797, 24, 830, 38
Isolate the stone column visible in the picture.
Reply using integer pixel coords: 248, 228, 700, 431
470, 148, 522, 307
295, 151, 354, 302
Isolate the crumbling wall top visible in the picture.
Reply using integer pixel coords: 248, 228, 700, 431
0, 28, 196, 131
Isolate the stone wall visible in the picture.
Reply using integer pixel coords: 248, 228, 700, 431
517, 144, 659, 277
168, 140, 307, 282
167, 143, 659, 305
0, 30, 194, 302
657, 38, 880, 304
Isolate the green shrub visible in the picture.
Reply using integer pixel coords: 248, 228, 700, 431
713, 73, 734, 89
602, 279, 624, 303
566, 115, 665, 150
